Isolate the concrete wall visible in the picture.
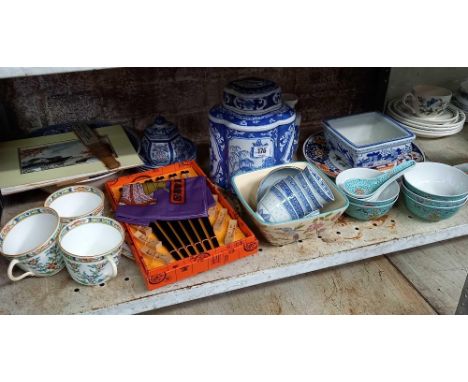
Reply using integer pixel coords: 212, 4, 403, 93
0, 68, 386, 143
386, 68, 468, 101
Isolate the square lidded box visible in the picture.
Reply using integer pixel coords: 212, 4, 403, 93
323, 111, 415, 168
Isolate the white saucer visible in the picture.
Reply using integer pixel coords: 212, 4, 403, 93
386, 98, 466, 138
390, 98, 460, 124
388, 99, 462, 127
402, 124, 464, 138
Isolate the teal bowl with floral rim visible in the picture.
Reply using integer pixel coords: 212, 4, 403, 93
403, 162, 468, 201
402, 182, 468, 208
335, 167, 400, 207
402, 192, 464, 222
345, 200, 396, 221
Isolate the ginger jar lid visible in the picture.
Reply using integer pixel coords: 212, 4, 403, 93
143, 116, 179, 141
222, 77, 283, 115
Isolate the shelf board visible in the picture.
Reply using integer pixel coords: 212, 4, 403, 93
0, 128, 467, 314
0, 67, 108, 80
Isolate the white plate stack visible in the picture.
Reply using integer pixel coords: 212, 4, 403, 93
386, 98, 465, 138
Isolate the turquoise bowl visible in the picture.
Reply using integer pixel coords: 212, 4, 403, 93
402, 192, 464, 222
335, 167, 400, 207
345, 200, 396, 221
404, 179, 468, 202
402, 182, 467, 208
346, 193, 398, 207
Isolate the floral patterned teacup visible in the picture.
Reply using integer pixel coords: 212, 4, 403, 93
402, 84, 452, 117
45, 185, 105, 227
59, 216, 124, 286
0, 207, 64, 282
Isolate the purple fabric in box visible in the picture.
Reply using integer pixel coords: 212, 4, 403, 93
115, 176, 215, 226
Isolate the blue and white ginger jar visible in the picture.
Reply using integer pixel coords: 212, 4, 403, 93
209, 78, 298, 189
140, 116, 196, 167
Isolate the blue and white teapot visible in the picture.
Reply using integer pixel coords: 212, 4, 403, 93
208, 78, 299, 189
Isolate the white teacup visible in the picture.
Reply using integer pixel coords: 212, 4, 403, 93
59, 216, 124, 286
45, 185, 104, 226
0, 207, 64, 282
402, 84, 452, 117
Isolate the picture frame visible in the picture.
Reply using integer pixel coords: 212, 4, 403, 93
0, 125, 143, 194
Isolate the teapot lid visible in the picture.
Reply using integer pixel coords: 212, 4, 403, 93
143, 116, 179, 141
223, 77, 283, 115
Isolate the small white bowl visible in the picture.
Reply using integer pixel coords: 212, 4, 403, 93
403, 162, 468, 199
45, 185, 105, 225
335, 167, 400, 204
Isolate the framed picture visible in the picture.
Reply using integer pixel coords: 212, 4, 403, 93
0, 125, 143, 194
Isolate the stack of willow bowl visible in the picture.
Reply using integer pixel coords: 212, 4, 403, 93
335, 168, 400, 220
402, 162, 468, 222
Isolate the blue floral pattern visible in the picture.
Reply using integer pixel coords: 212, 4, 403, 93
303, 132, 426, 178
140, 116, 196, 168
275, 181, 305, 218
223, 78, 282, 114
209, 78, 298, 189
323, 113, 415, 168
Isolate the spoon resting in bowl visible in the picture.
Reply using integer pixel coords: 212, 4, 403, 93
343, 160, 415, 201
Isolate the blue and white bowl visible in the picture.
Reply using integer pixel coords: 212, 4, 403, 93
283, 176, 320, 215
257, 185, 299, 224
293, 171, 324, 211
257, 173, 324, 224
256, 166, 301, 203
299, 165, 335, 205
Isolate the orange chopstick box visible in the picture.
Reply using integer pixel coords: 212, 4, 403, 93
105, 160, 258, 290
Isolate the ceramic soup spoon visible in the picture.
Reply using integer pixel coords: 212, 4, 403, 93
343, 160, 416, 201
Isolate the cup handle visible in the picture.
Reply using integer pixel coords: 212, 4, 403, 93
402, 93, 417, 115
7, 259, 34, 282
105, 255, 118, 278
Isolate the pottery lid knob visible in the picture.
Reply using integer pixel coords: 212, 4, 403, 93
144, 116, 179, 139
222, 77, 283, 114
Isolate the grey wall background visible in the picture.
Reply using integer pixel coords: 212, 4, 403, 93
386, 68, 468, 101
0, 68, 387, 143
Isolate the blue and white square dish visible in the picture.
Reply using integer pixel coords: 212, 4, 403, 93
323, 111, 415, 168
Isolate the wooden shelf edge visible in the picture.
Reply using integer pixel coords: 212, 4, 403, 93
87, 223, 468, 315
